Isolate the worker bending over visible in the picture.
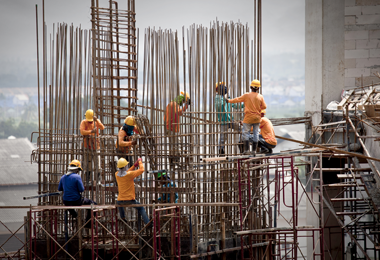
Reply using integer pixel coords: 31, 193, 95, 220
116, 116, 139, 167
80, 109, 105, 185
153, 171, 178, 203
215, 82, 244, 155
164, 91, 190, 164
58, 160, 97, 228
257, 110, 277, 154
226, 80, 267, 155
115, 157, 150, 225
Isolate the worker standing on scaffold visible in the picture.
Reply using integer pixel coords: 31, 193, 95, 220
164, 91, 190, 165
58, 160, 97, 228
115, 157, 150, 225
215, 82, 244, 155
226, 80, 267, 155
115, 115, 139, 168
80, 109, 104, 185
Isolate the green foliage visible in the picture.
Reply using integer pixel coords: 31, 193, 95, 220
0, 118, 38, 140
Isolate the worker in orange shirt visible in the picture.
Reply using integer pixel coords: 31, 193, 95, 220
115, 157, 150, 225
250, 110, 277, 154
116, 116, 139, 167
226, 80, 267, 155
164, 91, 190, 164
80, 109, 105, 185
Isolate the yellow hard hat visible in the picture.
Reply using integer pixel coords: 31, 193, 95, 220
69, 159, 83, 171
117, 158, 129, 169
124, 116, 136, 126
180, 91, 190, 101
250, 80, 261, 88
85, 109, 94, 122
215, 82, 225, 89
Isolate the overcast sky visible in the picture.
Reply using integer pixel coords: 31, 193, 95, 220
0, 0, 304, 75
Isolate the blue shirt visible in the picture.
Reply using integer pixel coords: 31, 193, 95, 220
215, 94, 244, 123
58, 173, 84, 201
158, 181, 178, 203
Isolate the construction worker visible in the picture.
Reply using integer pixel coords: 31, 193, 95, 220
115, 157, 150, 225
257, 110, 277, 154
58, 160, 97, 228
215, 82, 244, 155
116, 116, 139, 167
80, 109, 104, 185
164, 91, 190, 164
226, 80, 267, 155
153, 172, 178, 203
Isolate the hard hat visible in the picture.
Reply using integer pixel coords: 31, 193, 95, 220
180, 91, 190, 101
69, 159, 83, 171
117, 158, 129, 169
157, 171, 167, 179
85, 109, 94, 122
261, 109, 266, 114
124, 116, 136, 126
215, 82, 225, 89
250, 80, 261, 88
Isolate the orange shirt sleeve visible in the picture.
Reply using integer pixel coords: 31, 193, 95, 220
96, 120, 105, 130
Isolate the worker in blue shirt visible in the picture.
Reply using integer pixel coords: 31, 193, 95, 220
154, 172, 178, 203
215, 82, 244, 155
58, 160, 97, 227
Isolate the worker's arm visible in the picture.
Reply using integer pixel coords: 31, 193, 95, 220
127, 160, 144, 178
80, 121, 92, 136
227, 94, 246, 104
94, 117, 105, 130
178, 103, 188, 116
58, 178, 63, 191
261, 97, 267, 110
77, 177, 85, 193
118, 130, 134, 147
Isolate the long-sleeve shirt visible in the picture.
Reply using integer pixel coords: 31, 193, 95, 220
164, 101, 187, 132
229, 92, 267, 124
58, 173, 84, 201
260, 117, 277, 145
80, 119, 105, 150
115, 161, 144, 201
214, 94, 244, 123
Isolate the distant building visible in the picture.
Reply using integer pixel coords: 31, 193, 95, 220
12, 94, 29, 106
0, 138, 38, 251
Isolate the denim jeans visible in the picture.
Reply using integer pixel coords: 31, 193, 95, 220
63, 197, 97, 221
219, 123, 241, 149
257, 134, 276, 149
242, 123, 259, 142
117, 199, 150, 225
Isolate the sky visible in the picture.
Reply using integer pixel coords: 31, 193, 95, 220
0, 0, 305, 79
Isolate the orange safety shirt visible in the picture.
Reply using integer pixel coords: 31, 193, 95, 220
229, 92, 267, 124
260, 117, 277, 146
115, 161, 144, 201
164, 101, 186, 132
80, 119, 105, 150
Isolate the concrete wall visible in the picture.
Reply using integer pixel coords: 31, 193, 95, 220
305, 0, 345, 126
345, 0, 380, 89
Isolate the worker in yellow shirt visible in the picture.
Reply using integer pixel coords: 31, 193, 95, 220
80, 109, 105, 185
116, 116, 139, 167
115, 157, 150, 224
250, 110, 277, 154
226, 80, 267, 155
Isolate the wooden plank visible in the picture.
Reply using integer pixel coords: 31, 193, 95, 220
331, 198, 366, 202
337, 174, 361, 179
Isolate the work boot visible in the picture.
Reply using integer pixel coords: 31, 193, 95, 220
251, 142, 258, 156
218, 148, 225, 156
238, 142, 244, 154
243, 141, 251, 155
259, 146, 270, 154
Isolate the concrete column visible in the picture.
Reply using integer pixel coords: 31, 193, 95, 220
305, 0, 345, 126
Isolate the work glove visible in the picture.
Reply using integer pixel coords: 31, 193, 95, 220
131, 140, 137, 145
134, 158, 142, 167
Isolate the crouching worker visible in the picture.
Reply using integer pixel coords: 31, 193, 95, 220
153, 171, 178, 204
58, 160, 97, 227
115, 157, 150, 225
258, 111, 277, 154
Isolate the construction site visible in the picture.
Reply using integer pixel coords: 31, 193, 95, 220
1, 0, 380, 259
